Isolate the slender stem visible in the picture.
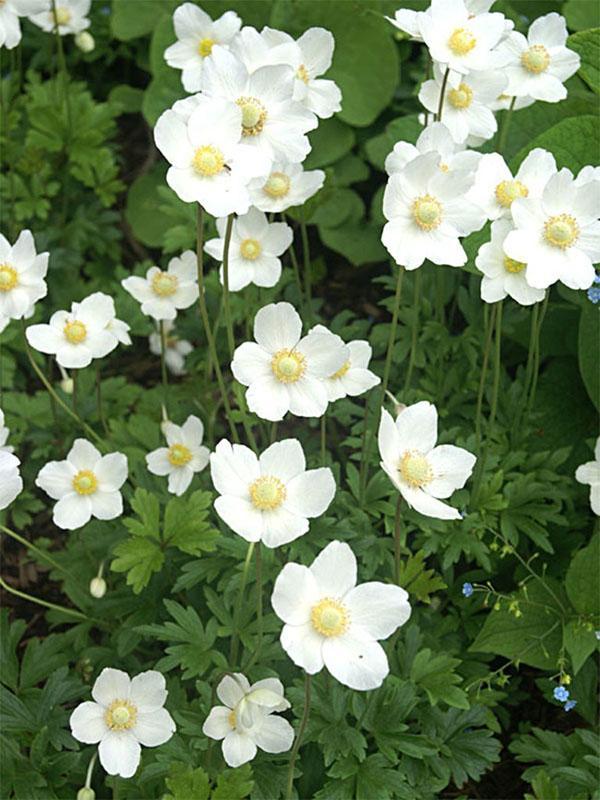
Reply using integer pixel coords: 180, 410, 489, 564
512, 301, 540, 437
96, 365, 109, 435
0, 576, 89, 622
300, 218, 312, 320
0, 524, 77, 582
221, 214, 236, 357
435, 67, 450, 121
229, 542, 255, 667
404, 270, 421, 392
320, 413, 326, 466
488, 301, 503, 434
195, 205, 239, 442
475, 304, 497, 453
159, 320, 169, 415
85, 752, 97, 790
381, 267, 405, 401
527, 292, 548, 414
288, 239, 305, 318
394, 495, 403, 584
285, 673, 312, 800
72, 369, 78, 415
497, 96, 517, 156
242, 543, 263, 672
358, 398, 371, 505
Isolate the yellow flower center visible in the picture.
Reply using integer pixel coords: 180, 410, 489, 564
271, 349, 306, 383
151, 271, 178, 297
104, 699, 137, 732
240, 238, 261, 260
167, 443, 193, 467
503, 256, 526, 274
198, 37, 215, 57
521, 44, 550, 74
72, 469, 98, 495
192, 145, 225, 176
249, 475, 287, 510
263, 172, 291, 198
399, 451, 433, 488
63, 320, 87, 344
228, 709, 237, 729
448, 82, 473, 109
330, 360, 350, 380
439, 162, 449, 172
236, 96, 267, 136
448, 27, 476, 56
0, 264, 18, 292
311, 598, 350, 638
54, 5, 71, 25
544, 213, 579, 249
495, 179, 529, 208
297, 64, 310, 83
412, 194, 443, 231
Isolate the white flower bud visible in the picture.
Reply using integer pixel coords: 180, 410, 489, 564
89, 577, 106, 599
385, 390, 406, 417
75, 32, 95, 53
77, 789, 95, 800
60, 378, 74, 395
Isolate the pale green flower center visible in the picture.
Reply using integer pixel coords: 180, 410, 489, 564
311, 598, 350, 637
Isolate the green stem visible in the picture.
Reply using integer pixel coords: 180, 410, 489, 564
0, 576, 89, 622
497, 96, 517, 156
96, 364, 109, 435
229, 542, 255, 667
320, 413, 326, 466
285, 673, 312, 800
159, 320, 169, 415
527, 292, 549, 414
0, 524, 77, 582
300, 218, 312, 320
288, 238, 306, 318
403, 270, 421, 392
222, 214, 236, 357
475, 304, 496, 453
72, 368, 78, 416
435, 67, 450, 121
242, 543, 263, 672
85, 752, 97, 790
394, 495, 403, 584
358, 398, 371, 505
512, 301, 540, 437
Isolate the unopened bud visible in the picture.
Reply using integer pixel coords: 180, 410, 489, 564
75, 31, 95, 53
89, 577, 106, 598
385, 390, 406, 417
60, 378, 74, 395
77, 789, 95, 800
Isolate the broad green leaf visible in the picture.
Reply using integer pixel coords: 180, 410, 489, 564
565, 533, 600, 616
398, 550, 447, 603
125, 165, 172, 248
569, 29, 600, 94
305, 117, 356, 169
578, 302, 599, 411
563, 0, 600, 31
563, 620, 598, 675
364, 114, 423, 170
512, 115, 599, 174
212, 763, 253, 799
319, 221, 387, 266
111, 537, 164, 594
111, 0, 175, 40
165, 763, 210, 800
108, 85, 145, 113
410, 649, 470, 709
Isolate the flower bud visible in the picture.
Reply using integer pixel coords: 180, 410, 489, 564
89, 577, 106, 598
77, 789, 95, 800
75, 32, 95, 53
385, 390, 406, 417
60, 378, 74, 395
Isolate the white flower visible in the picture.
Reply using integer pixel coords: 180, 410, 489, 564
0, 0, 46, 48
205, 207, 293, 292
122, 251, 199, 322
0, 409, 13, 453
164, 3, 241, 93
476, 219, 545, 306
495, 13, 580, 102
36, 439, 128, 530
29, 0, 90, 35
155, 95, 269, 216
387, 0, 511, 43
419, 67, 507, 144
149, 321, 193, 375
385, 121, 481, 181
468, 148, 556, 221
0, 229, 48, 322
210, 438, 335, 548
489, 93, 534, 112
146, 415, 209, 496
575, 437, 600, 516
248, 160, 325, 213
69, 668, 175, 779
26, 292, 122, 369
382, 151, 486, 270
575, 165, 600, 187
231, 302, 347, 421
310, 325, 380, 402
201, 48, 317, 165
503, 169, 600, 290
202, 673, 293, 768
271, 540, 411, 690
378, 402, 476, 520
0, 451, 22, 510
417, 0, 508, 79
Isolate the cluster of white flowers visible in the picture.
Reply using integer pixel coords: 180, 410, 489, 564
0, 0, 91, 49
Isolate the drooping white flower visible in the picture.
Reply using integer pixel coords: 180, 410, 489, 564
204, 207, 293, 291
210, 438, 335, 548
0, 0, 47, 49
202, 673, 293, 768
0, 408, 13, 453
164, 3, 241, 93
0, 229, 48, 322
231, 302, 347, 421
575, 437, 600, 516
155, 95, 269, 216
29, 0, 90, 35
382, 151, 486, 269
378, 402, 476, 520
503, 168, 600, 290
495, 13, 580, 102
272, 540, 411, 690
385, 121, 481, 182
476, 218, 545, 306
149, 320, 193, 376
201, 48, 317, 165
122, 251, 199, 322
248, 160, 325, 213
419, 67, 507, 144
311, 325, 380, 402
26, 292, 122, 369
69, 668, 175, 779
36, 439, 128, 530
146, 415, 209, 496
468, 148, 557, 221
0, 451, 22, 510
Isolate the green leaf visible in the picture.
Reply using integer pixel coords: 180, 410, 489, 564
108, 85, 145, 113
410, 649, 470, 709
563, 0, 600, 31
565, 533, 600, 616
111, 536, 164, 595
578, 302, 599, 411
212, 764, 253, 800
319, 221, 387, 266
563, 620, 598, 675
111, 0, 174, 40
163, 491, 220, 556
305, 117, 356, 169
512, 115, 599, 174
165, 763, 210, 800
364, 114, 423, 170
569, 29, 600, 94
125, 164, 172, 248
398, 550, 447, 603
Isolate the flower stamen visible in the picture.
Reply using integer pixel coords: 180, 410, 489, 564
271, 349, 306, 383
240, 238, 261, 260
192, 145, 225, 176
168, 444, 193, 467
104, 699, 137, 732
412, 194, 443, 231
198, 37, 215, 57
495, 179, 529, 208
0, 264, 18, 292
249, 475, 287, 510
72, 469, 98, 495
521, 44, 550, 74
263, 172, 291, 198
399, 451, 433, 488
448, 82, 473, 109
503, 256, 526, 273
151, 271, 178, 297
448, 27, 476, 56
64, 320, 87, 344
311, 598, 350, 638
544, 214, 579, 249
236, 96, 267, 136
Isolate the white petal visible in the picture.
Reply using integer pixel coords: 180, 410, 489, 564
260, 507, 308, 549
284, 468, 335, 517
53, 494, 92, 530
231, 342, 272, 385
271, 563, 319, 624
67, 439, 101, 470
426, 444, 476, 498
210, 440, 259, 497
214, 496, 264, 541
378, 408, 402, 470
310, 541, 357, 597
202, 706, 232, 740
90, 490, 123, 521
253, 714, 294, 754
130, 670, 167, 712
98, 731, 141, 779
253, 302, 301, 352
222, 731, 257, 768
217, 673, 251, 708
280, 622, 325, 673
344, 582, 411, 640
35, 460, 76, 500
246, 375, 291, 421
95, 453, 128, 491
396, 401, 438, 453
69, 701, 106, 744
401, 485, 461, 520
146, 449, 172, 477
92, 668, 131, 706
259, 438, 305, 482
322, 633, 389, 691
133, 708, 175, 747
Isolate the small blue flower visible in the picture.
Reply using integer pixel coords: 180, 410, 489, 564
462, 582, 474, 598
594, 274, 600, 284
553, 686, 569, 702
564, 699, 577, 712
587, 285, 600, 304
